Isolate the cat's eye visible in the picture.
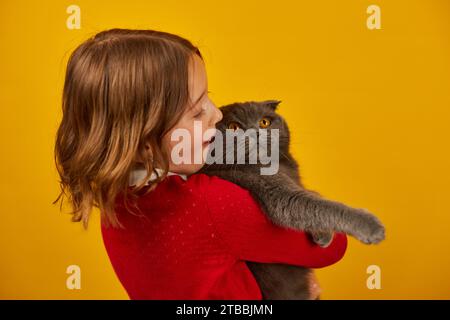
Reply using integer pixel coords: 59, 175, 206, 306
228, 122, 240, 131
259, 117, 271, 128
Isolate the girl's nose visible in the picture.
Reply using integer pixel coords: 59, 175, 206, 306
214, 106, 223, 124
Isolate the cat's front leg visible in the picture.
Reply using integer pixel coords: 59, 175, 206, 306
288, 192, 386, 245
345, 208, 385, 244
201, 169, 385, 245
262, 183, 385, 245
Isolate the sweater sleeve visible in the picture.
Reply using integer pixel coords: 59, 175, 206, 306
199, 174, 347, 268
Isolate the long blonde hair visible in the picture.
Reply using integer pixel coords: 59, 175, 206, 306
53, 29, 203, 228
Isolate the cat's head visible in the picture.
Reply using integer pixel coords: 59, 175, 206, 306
215, 100, 291, 153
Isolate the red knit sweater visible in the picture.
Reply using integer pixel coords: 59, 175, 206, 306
101, 173, 347, 299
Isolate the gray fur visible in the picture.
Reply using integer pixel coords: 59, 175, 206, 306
200, 100, 385, 299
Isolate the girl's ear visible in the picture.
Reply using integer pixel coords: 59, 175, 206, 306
262, 100, 282, 110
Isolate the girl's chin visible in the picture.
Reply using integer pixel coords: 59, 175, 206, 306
168, 165, 204, 177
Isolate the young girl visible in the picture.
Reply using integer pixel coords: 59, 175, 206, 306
54, 28, 347, 299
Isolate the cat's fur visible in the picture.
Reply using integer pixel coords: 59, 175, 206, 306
199, 100, 385, 300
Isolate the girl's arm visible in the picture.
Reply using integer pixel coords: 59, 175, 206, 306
199, 174, 347, 268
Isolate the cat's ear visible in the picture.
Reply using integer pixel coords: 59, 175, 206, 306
262, 100, 281, 110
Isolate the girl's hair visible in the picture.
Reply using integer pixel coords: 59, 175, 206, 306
53, 29, 203, 228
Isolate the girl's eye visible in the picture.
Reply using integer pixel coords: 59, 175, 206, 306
193, 93, 212, 118
228, 122, 240, 131
259, 117, 271, 128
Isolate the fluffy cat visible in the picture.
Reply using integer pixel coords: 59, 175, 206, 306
199, 100, 385, 299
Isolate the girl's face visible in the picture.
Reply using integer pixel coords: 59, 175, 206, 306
162, 54, 223, 175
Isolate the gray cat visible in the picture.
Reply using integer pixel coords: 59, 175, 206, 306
199, 100, 385, 300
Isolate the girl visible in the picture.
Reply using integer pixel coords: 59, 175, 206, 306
54, 29, 347, 299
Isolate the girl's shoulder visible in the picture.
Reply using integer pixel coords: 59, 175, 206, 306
117, 173, 256, 219
119, 173, 244, 206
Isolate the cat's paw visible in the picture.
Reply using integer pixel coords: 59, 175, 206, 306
353, 209, 386, 244
310, 231, 334, 248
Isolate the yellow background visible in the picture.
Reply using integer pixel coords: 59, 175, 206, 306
1, 0, 449, 299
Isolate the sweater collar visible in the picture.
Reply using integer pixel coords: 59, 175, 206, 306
129, 167, 187, 187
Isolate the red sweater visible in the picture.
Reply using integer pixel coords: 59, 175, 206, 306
101, 173, 347, 299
